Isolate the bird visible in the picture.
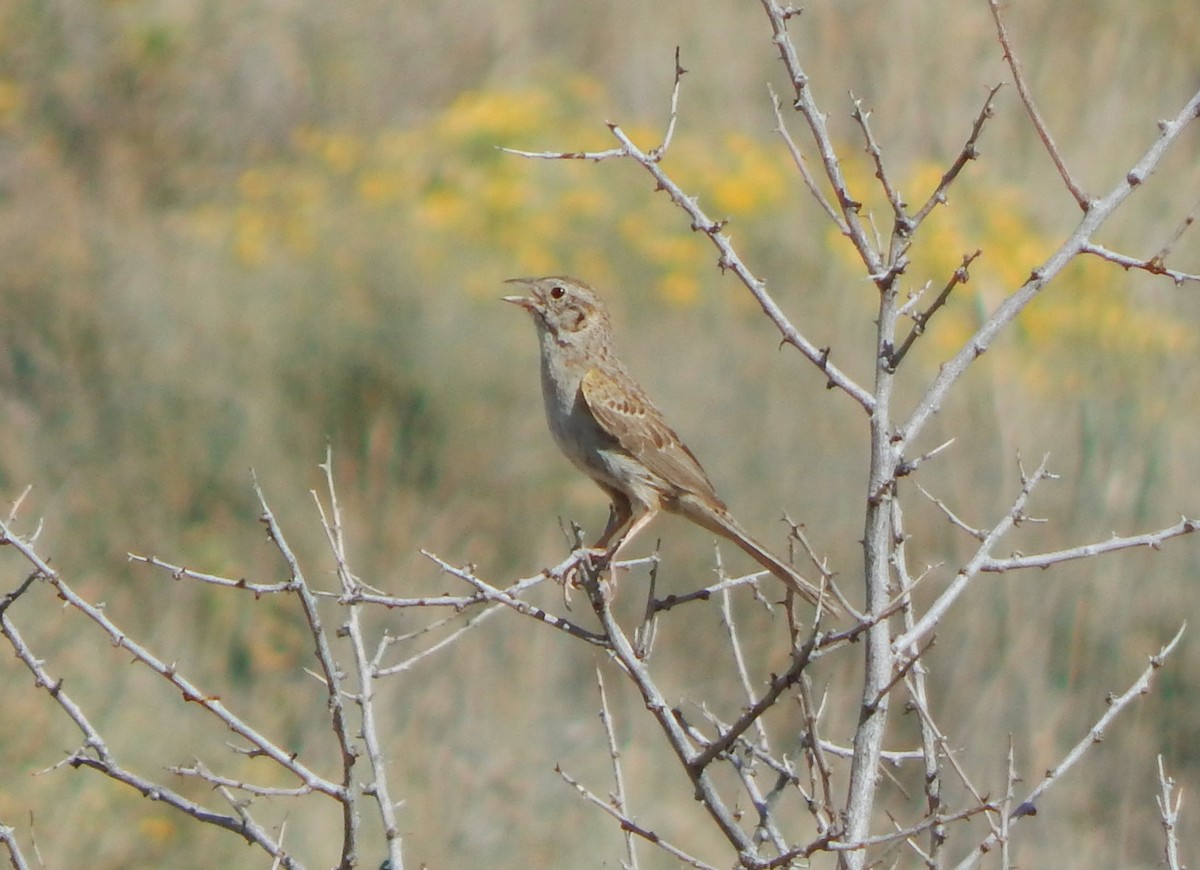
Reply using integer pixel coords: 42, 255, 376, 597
503, 275, 838, 614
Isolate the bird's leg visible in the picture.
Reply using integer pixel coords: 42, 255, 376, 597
593, 493, 634, 551
549, 495, 633, 596
580, 508, 659, 603
605, 507, 658, 565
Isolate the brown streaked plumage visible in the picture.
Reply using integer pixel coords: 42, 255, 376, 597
503, 275, 837, 614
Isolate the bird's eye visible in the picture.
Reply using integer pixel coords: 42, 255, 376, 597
550, 285, 565, 299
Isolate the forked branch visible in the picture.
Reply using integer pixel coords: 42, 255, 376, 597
950, 625, 1186, 870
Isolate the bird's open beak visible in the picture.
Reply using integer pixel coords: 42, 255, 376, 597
501, 277, 535, 310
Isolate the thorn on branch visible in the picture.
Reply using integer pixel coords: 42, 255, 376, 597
889, 250, 982, 369
909, 84, 1002, 230
1081, 240, 1200, 285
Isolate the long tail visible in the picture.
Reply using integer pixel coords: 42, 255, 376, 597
678, 495, 842, 616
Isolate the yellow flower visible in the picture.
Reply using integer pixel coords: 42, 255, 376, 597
237, 168, 274, 201
139, 817, 176, 846
660, 270, 700, 305
710, 134, 787, 216
0, 79, 23, 125
439, 89, 553, 143
420, 188, 470, 229
319, 132, 361, 174
233, 208, 270, 266
481, 173, 528, 213
357, 170, 406, 205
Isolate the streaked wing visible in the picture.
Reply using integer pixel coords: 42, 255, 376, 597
581, 366, 722, 503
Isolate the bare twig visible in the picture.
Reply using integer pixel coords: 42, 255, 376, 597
340, 572, 549, 610
895, 438, 957, 478
254, 472, 361, 867
605, 121, 876, 411
909, 85, 1004, 229
759, 0, 886, 281
654, 46, 685, 158
1156, 755, 1184, 870
898, 84, 1200, 450
374, 602, 509, 677
420, 551, 609, 647
950, 624, 1186, 870
634, 541, 662, 659
987, 0, 1088, 208
128, 554, 294, 595
718, 571, 771, 748
981, 517, 1199, 572
903, 682, 1002, 843
0, 822, 30, 870
850, 93, 908, 230
556, 765, 719, 870
1000, 739, 1017, 868
781, 516, 835, 588
171, 760, 315, 797
505, 47, 876, 413
595, 668, 639, 870
769, 85, 845, 229
798, 802, 997, 862
312, 452, 404, 870
580, 564, 758, 857
727, 743, 792, 856
4, 484, 35, 530
1, 517, 343, 801
895, 456, 1055, 654
888, 250, 982, 370
1150, 196, 1200, 266
688, 639, 817, 774
891, 499, 948, 862
919, 485, 986, 539
1080, 241, 1200, 285
649, 571, 772, 614
0, 597, 302, 866
797, 676, 838, 829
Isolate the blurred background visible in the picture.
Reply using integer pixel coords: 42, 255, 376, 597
0, 0, 1198, 866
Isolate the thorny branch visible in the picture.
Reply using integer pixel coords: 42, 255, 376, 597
950, 625, 1186, 870
1081, 241, 1200, 285
313, 452, 404, 870
1157, 755, 1184, 870
981, 517, 1199, 572
888, 250, 982, 370
898, 84, 1200, 450
0, 522, 303, 866
4, 3, 1197, 867
895, 456, 1058, 654
504, 44, 877, 414
987, 0, 1089, 208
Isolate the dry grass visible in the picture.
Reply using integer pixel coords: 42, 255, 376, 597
1, 0, 1198, 867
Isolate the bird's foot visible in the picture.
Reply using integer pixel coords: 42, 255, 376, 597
545, 547, 612, 608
